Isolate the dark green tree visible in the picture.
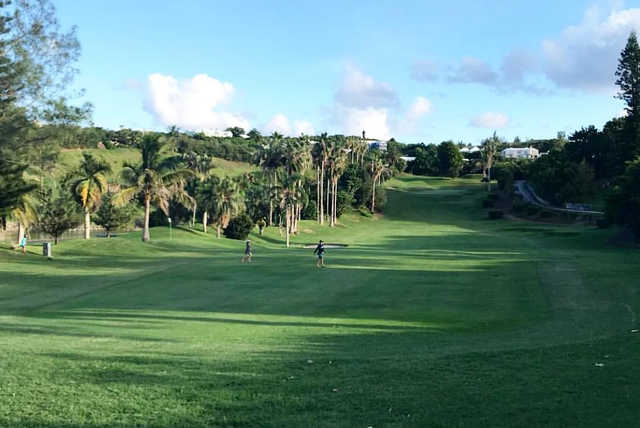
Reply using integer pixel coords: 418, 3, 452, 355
437, 141, 463, 177
94, 192, 136, 238
38, 189, 81, 244
615, 32, 640, 122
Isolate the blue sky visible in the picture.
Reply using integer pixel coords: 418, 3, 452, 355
55, 0, 640, 144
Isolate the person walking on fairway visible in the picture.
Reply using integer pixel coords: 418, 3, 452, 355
19, 235, 27, 255
241, 239, 252, 263
313, 240, 326, 268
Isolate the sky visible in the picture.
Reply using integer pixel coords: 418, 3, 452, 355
55, 0, 640, 144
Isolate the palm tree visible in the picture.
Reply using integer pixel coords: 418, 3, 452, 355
68, 153, 111, 239
313, 133, 330, 225
182, 151, 215, 227
278, 175, 302, 247
212, 177, 243, 238
258, 141, 286, 226
369, 157, 392, 213
195, 175, 220, 234
481, 132, 501, 192
11, 194, 37, 247
116, 134, 193, 242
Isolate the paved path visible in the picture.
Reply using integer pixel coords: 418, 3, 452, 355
514, 180, 604, 215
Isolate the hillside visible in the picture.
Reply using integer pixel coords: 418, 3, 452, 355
57, 147, 256, 180
1, 175, 639, 426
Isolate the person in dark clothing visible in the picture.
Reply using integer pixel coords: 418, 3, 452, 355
241, 240, 252, 263
313, 240, 326, 268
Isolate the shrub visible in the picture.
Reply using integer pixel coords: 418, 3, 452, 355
302, 199, 316, 220
488, 209, 504, 220
224, 214, 254, 240
527, 206, 541, 216
337, 191, 354, 217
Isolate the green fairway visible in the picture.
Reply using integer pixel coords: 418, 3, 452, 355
1, 175, 639, 427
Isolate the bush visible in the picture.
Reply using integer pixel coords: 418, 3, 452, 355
358, 206, 372, 217
337, 191, 354, 217
488, 209, 504, 220
302, 199, 316, 220
527, 205, 541, 216
223, 214, 254, 240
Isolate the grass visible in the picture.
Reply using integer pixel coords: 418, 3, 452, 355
57, 148, 255, 180
1, 175, 639, 427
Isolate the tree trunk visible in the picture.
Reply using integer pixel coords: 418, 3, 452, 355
17, 223, 25, 247
487, 167, 492, 193
371, 180, 376, 213
106, 229, 112, 238
192, 201, 197, 228
326, 175, 330, 224
320, 161, 324, 225
202, 211, 208, 234
316, 166, 320, 223
143, 196, 151, 242
84, 210, 91, 240
54, 235, 59, 245
285, 206, 290, 247
333, 179, 338, 225
269, 200, 273, 226
217, 224, 221, 238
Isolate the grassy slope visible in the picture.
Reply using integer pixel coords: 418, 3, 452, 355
1, 175, 639, 427
57, 148, 255, 179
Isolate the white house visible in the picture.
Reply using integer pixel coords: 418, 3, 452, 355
500, 147, 539, 160
368, 140, 387, 151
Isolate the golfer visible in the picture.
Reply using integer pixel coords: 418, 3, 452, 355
241, 239, 252, 263
19, 235, 27, 255
313, 240, 326, 268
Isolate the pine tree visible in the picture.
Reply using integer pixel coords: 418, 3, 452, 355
615, 32, 640, 122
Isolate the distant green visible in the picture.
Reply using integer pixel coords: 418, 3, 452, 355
1, 175, 638, 427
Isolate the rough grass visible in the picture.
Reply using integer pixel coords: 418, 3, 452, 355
1, 175, 639, 427
57, 148, 255, 180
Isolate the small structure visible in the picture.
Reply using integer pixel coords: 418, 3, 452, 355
500, 147, 539, 160
460, 146, 480, 153
368, 140, 387, 151
400, 156, 415, 162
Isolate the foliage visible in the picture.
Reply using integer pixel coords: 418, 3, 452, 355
223, 214, 254, 240
94, 192, 136, 237
488, 209, 504, 220
605, 157, 640, 239
410, 144, 439, 176
615, 31, 640, 122
37, 189, 81, 244
437, 141, 463, 177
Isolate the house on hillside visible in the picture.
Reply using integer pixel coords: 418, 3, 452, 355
368, 140, 387, 151
500, 147, 539, 160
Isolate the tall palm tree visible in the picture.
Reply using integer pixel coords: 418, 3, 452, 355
259, 141, 286, 226
68, 152, 111, 240
369, 157, 392, 213
313, 133, 330, 225
195, 175, 220, 234
481, 132, 501, 192
212, 177, 243, 238
329, 142, 348, 226
182, 152, 215, 227
116, 134, 193, 242
11, 194, 37, 247
278, 174, 301, 248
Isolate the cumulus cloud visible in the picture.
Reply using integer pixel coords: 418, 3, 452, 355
263, 114, 316, 136
411, 60, 439, 82
294, 120, 315, 136
335, 66, 398, 109
470, 112, 509, 129
144, 73, 249, 135
541, 6, 640, 91
335, 106, 392, 140
406, 96, 433, 121
447, 57, 498, 85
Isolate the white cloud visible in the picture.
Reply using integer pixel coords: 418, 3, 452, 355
406, 96, 433, 121
335, 65, 398, 109
263, 114, 315, 136
411, 60, 439, 82
470, 112, 509, 129
447, 57, 498, 84
541, 6, 640, 91
144, 73, 250, 135
294, 120, 315, 136
264, 113, 292, 135
335, 106, 391, 140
